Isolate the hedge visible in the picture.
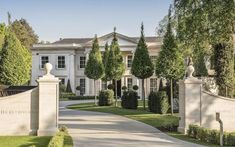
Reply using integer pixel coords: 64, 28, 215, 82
98, 90, 114, 106
68, 96, 95, 100
188, 124, 235, 146
148, 91, 169, 114
121, 90, 138, 109
47, 126, 73, 147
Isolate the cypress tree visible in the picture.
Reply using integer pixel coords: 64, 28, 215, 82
102, 42, 109, 82
85, 35, 104, 105
105, 28, 125, 107
155, 7, 185, 114
66, 79, 72, 93
0, 23, 6, 51
0, 30, 31, 85
131, 23, 154, 110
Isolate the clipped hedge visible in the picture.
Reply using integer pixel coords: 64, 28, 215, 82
188, 124, 235, 146
121, 90, 138, 109
60, 92, 76, 99
148, 91, 169, 114
68, 96, 95, 100
98, 90, 114, 106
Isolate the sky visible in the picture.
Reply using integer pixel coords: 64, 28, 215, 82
0, 0, 172, 42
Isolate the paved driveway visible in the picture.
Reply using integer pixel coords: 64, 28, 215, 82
59, 101, 205, 147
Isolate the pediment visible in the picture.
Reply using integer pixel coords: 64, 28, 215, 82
85, 32, 138, 47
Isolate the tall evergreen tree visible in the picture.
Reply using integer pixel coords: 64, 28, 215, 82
10, 18, 38, 49
102, 42, 109, 82
0, 30, 31, 85
155, 6, 185, 114
85, 35, 104, 105
105, 28, 125, 106
0, 23, 6, 51
131, 23, 154, 110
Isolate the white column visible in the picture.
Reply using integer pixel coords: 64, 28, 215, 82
69, 54, 75, 93
37, 63, 60, 136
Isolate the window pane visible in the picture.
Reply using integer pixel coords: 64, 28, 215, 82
41, 56, 49, 68
150, 78, 157, 92
150, 56, 157, 64
58, 56, 65, 68
80, 56, 86, 68
101, 81, 107, 90
127, 55, 132, 68
80, 78, 86, 95
127, 78, 132, 90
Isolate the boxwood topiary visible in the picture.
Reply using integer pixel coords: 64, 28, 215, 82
98, 90, 114, 106
121, 90, 138, 109
148, 91, 169, 114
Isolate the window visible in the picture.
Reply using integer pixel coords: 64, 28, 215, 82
127, 55, 132, 68
59, 78, 65, 85
127, 78, 133, 90
80, 78, 86, 96
150, 78, 157, 92
150, 56, 157, 64
41, 56, 49, 68
101, 81, 107, 90
57, 56, 65, 69
80, 56, 86, 68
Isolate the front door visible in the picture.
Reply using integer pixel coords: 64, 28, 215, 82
113, 80, 122, 98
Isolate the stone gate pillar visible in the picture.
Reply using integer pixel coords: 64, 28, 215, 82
178, 61, 203, 134
37, 63, 60, 136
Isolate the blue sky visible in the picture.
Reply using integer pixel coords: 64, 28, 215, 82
0, 0, 172, 42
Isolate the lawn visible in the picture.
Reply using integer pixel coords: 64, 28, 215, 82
68, 101, 225, 147
0, 136, 51, 147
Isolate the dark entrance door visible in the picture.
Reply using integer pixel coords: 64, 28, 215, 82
113, 79, 122, 98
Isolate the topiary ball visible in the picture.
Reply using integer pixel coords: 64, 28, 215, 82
76, 86, 81, 91
133, 85, 139, 91
107, 84, 114, 90
122, 86, 127, 91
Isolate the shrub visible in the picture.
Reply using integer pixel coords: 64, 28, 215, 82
188, 124, 235, 146
98, 90, 114, 106
68, 96, 95, 100
76, 86, 81, 91
121, 90, 138, 109
107, 84, 114, 90
121, 86, 127, 91
47, 132, 64, 147
132, 85, 139, 91
148, 91, 169, 114
60, 92, 76, 99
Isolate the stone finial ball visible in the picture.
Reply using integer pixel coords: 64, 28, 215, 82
45, 63, 53, 75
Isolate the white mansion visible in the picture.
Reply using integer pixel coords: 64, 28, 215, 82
31, 32, 163, 96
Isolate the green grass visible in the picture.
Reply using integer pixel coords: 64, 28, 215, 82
0, 136, 51, 147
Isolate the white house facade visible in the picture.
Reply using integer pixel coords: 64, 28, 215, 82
31, 32, 163, 97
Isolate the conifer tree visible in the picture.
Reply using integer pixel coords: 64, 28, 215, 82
0, 30, 31, 85
85, 35, 104, 105
102, 42, 109, 83
131, 23, 154, 110
105, 28, 125, 107
66, 79, 72, 93
155, 7, 185, 114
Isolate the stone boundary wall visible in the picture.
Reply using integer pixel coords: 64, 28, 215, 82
178, 77, 235, 133
0, 87, 39, 135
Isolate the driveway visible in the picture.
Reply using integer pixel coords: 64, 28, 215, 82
59, 101, 205, 147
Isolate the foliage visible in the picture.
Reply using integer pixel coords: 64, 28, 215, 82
76, 86, 81, 91
132, 85, 139, 91
60, 92, 75, 99
10, 18, 38, 49
131, 23, 154, 110
48, 126, 73, 147
66, 79, 72, 93
188, 124, 235, 146
148, 91, 170, 114
0, 23, 6, 51
0, 31, 31, 85
85, 35, 104, 80
159, 78, 164, 91
155, 6, 184, 81
102, 42, 109, 81
68, 96, 96, 100
121, 86, 127, 91
105, 28, 125, 81
121, 90, 138, 109
98, 90, 114, 106
107, 84, 114, 90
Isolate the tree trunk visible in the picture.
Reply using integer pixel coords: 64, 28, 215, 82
142, 79, 145, 110
115, 80, 118, 107
94, 80, 97, 106
170, 79, 173, 115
